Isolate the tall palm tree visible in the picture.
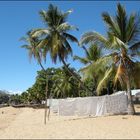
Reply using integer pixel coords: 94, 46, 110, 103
29, 4, 92, 93
80, 3, 140, 115
21, 31, 61, 122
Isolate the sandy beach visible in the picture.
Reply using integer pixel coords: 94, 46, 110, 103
0, 105, 140, 139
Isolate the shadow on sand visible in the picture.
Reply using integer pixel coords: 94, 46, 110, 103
135, 112, 140, 116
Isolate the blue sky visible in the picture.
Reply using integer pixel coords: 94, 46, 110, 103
0, 1, 140, 93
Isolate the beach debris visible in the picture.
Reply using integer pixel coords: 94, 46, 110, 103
122, 117, 128, 119
136, 106, 140, 108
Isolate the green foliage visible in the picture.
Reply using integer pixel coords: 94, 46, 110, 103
9, 94, 22, 105
20, 3, 140, 102
0, 91, 10, 104
102, 3, 140, 44
80, 3, 140, 95
74, 43, 108, 95
20, 66, 91, 103
29, 4, 78, 64
52, 66, 80, 98
21, 4, 90, 96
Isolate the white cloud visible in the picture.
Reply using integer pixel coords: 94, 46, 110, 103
0, 89, 22, 95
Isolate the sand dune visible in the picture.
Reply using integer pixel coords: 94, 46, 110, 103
0, 105, 140, 139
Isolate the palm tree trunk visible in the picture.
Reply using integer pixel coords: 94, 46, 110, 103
39, 61, 46, 71
60, 57, 94, 95
121, 54, 135, 115
126, 75, 135, 115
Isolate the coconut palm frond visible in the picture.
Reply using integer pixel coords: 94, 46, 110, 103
20, 45, 31, 49
61, 37, 73, 56
37, 38, 49, 49
63, 33, 78, 43
80, 31, 108, 46
127, 13, 140, 44
94, 54, 113, 68
116, 3, 127, 41
96, 67, 114, 95
39, 10, 47, 24
79, 54, 113, 80
81, 45, 90, 57
31, 29, 50, 38
63, 9, 73, 18
126, 13, 136, 42
103, 3, 140, 45
73, 55, 89, 65
19, 37, 29, 42
57, 22, 78, 32
102, 12, 120, 38
129, 42, 140, 56
79, 65, 93, 80
88, 44, 102, 61
80, 31, 125, 51
108, 34, 127, 50
20, 32, 44, 64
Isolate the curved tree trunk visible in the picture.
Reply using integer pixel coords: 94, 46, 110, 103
60, 57, 94, 95
121, 53, 135, 115
39, 61, 46, 71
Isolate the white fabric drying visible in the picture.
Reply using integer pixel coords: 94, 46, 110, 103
57, 92, 128, 116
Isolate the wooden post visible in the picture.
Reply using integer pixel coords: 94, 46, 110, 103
44, 77, 48, 124
47, 104, 50, 121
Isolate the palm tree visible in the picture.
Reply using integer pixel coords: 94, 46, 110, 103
52, 66, 80, 98
80, 3, 140, 115
20, 31, 45, 71
21, 31, 55, 123
102, 3, 140, 46
29, 4, 92, 93
73, 44, 104, 95
74, 44, 102, 65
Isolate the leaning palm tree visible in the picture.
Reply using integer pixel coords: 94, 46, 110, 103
80, 3, 140, 115
20, 31, 51, 123
20, 31, 45, 70
29, 4, 91, 93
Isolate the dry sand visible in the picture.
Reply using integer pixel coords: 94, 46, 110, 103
0, 105, 140, 139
